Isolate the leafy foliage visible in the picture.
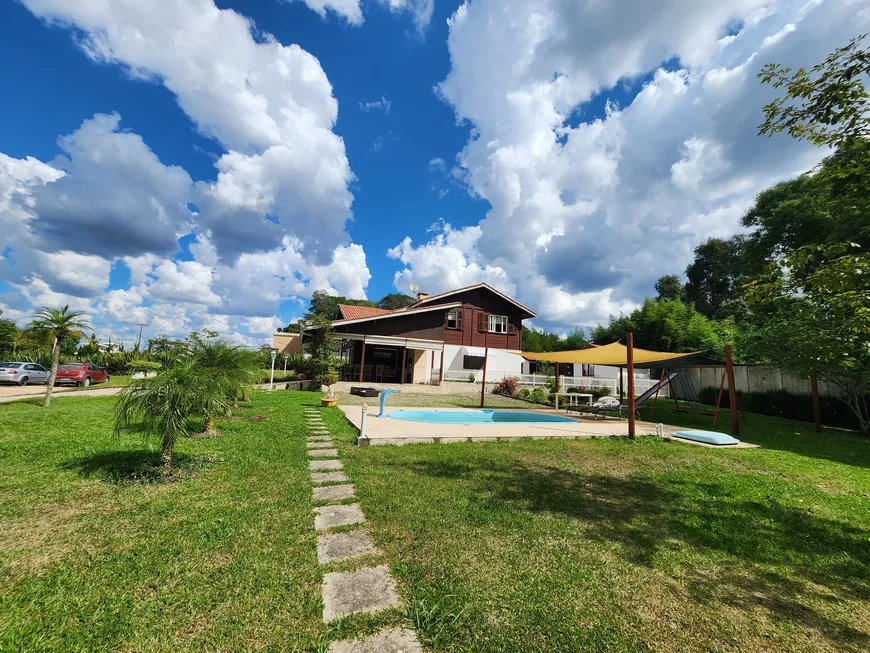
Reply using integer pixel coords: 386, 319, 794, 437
746, 243, 870, 432
654, 274, 684, 301
114, 361, 228, 467
521, 326, 588, 352
305, 314, 337, 384
494, 376, 519, 397
0, 311, 17, 357
683, 238, 750, 320
592, 298, 740, 360
377, 292, 416, 310
759, 34, 870, 149
303, 289, 417, 321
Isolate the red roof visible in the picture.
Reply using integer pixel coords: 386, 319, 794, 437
337, 304, 395, 320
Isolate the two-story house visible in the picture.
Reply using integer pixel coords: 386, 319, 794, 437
329, 283, 535, 384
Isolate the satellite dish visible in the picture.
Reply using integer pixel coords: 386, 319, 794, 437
409, 283, 419, 293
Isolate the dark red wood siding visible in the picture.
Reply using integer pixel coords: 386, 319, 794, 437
334, 288, 529, 351
333, 309, 445, 341
432, 289, 524, 350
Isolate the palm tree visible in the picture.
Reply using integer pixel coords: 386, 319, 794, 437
114, 361, 226, 468
188, 338, 260, 427
29, 305, 90, 407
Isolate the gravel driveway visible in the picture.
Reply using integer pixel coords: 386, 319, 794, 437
0, 385, 123, 404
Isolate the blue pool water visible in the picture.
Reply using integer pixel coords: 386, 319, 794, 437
385, 410, 578, 424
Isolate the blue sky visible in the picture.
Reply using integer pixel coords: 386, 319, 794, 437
0, 0, 865, 346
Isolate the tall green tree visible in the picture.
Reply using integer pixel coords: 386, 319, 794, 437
306, 314, 338, 385
521, 326, 588, 352
592, 298, 735, 360
654, 274, 684, 301
306, 290, 377, 320
28, 306, 90, 407
747, 244, 870, 432
683, 237, 749, 320
377, 293, 416, 310
759, 34, 869, 149
760, 34, 870, 247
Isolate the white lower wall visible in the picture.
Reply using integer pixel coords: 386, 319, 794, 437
443, 344, 525, 379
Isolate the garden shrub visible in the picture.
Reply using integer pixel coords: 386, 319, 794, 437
530, 387, 548, 404
495, 376, 519, 397
518, 388, 531, 399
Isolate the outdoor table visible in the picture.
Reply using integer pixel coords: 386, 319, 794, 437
553, 392, 593, 411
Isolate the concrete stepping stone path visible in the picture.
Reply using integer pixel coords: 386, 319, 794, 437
317, 530, 377, 564
313, 484, 355, 502
315, 504, 365, 530
329, 628, 423, 653
312, 471, 350, 484
321, 565, 400, 622
300, 409, 422, 647
310, 459, 343, 471
309, 448, 339, 458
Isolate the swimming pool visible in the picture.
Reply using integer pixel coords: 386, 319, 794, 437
385, 410, 578, 424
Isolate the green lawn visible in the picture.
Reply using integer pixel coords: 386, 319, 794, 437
0, 391, 327, 651
334, 401, 870, 652
2, 391, 869, 651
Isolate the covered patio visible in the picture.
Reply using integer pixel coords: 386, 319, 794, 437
336, 334, 444, 385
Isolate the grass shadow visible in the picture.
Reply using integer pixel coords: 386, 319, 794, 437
641, 404, 870, 469
403, 455, 870, 647
64, 450, 221, 485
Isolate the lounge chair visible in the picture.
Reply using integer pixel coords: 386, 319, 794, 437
567, 396, 631, 420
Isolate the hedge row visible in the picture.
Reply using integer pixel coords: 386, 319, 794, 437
698, 387, 863, 431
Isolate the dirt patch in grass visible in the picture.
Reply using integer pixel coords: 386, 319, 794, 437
248, 415, 269, 422
187, 431, 222, 439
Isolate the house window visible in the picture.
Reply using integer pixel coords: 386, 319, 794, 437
488, 314, 508, 333
463, 355, 485, 370
447, 310, 462, 329
581, 364, 595, 377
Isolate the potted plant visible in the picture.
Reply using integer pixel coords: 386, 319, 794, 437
321, 372, 338, 407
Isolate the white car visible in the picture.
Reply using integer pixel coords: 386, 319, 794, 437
0, 362, 50, 385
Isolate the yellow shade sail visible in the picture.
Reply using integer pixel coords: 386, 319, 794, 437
521, 341, 697, 366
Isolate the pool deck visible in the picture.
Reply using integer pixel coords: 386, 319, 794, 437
339, 406, 756, 447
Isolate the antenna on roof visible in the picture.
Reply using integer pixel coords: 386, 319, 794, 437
409, 283, 419, 293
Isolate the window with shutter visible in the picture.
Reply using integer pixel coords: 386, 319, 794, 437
477, 312, 487, 332
488, 314, 508, 333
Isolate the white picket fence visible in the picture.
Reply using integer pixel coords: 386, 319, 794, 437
439, 371, 667, 396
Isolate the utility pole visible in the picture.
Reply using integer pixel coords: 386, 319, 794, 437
134, 323, 148, 352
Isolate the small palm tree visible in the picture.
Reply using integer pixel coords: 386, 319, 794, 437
29, 305, 90, 407
189, 338, 260, 426
114, 361, 226, 468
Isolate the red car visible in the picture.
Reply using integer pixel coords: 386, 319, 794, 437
55, 363, 110, 387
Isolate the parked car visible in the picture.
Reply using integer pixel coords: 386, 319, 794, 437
0, 362, 50, 385
55, 363, 110, 387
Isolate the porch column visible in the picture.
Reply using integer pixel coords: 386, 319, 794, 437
439, 349, 444, 383
359, 341, 366, 383
400, 347, 407, 384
